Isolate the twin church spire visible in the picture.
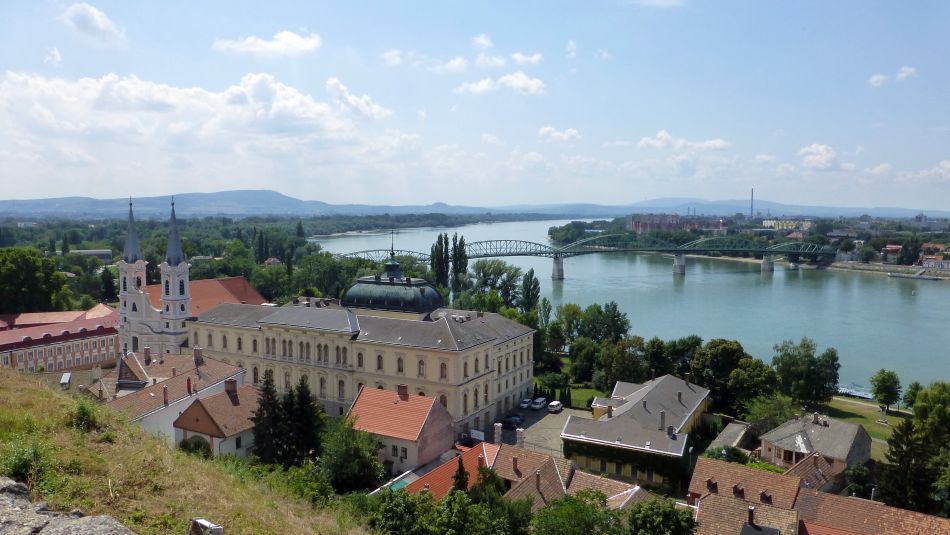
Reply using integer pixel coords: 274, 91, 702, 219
122, 199, 187, 266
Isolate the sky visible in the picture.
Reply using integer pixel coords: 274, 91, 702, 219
0, 1, 948, 209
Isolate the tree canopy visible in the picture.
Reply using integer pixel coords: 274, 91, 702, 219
771, 338, 840, 407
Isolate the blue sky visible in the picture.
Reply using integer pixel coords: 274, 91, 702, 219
1, 1, 948, 209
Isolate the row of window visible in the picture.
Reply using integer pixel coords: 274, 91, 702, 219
12, 337, 116, 362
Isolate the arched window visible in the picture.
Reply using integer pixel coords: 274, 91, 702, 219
474, 387, 479, 409
179, 280, 185, 295
342, 348, 347, 365
377, 355, 384, 371
165, 304, 169, 312
338, 380, 345, 400
287, 342, 293, 358
464, 362, 469, 378
475, 358, 480, 373
484, 384, 488, 404
439, 394, 447, 407
281, 340, 287, 357
506, 357, 510, 372
122, 277, 127, 291
357, 352, 364, 368
207, 333, 212, 347
357, 382, 364, 392
193, 332, 199, 346
440, 362, 447, 379
463, 393, 468, 414
135, 276, 142, 288
335, 347, 341, 364
320, 377, 327, 398
306, 343, 311, 359
301, 374, 308, 385
253, 366, 259, 384
252, 339, 258, 353
299, 342, 305, 358
164, 279, 170, 296
418, 359, 425, 377
419, 391, 426, 396
131, 303, 137, 312
284, 372, 291, 391
237, 337, 243, 351
397, 357, 404, 374
324, 345, 329, 361
222, 336, 228, 349
485, 354, 489, 369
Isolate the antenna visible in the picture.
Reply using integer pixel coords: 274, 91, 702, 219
390, 229, 395, 257
750, 188, 754, 219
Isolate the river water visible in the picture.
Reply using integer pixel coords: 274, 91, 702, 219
312, 219, 950, 389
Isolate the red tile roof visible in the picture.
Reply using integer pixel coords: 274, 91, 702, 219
794, 489, 950, 535
695, 493, 799, 535
144, 277, 266, 316
174, 384, 259, 438
689, 457, 803, 510
800, 521, 862, 535
0, 306, 119, 348
404, 443, 500, 499
348, 388, 438, 441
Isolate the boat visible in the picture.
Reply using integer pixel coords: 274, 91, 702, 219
887, 272, 942, 281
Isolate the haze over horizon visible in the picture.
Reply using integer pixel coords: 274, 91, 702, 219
1, 2, 948, 208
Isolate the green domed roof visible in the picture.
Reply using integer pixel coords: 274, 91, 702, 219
341, 256, 443, 314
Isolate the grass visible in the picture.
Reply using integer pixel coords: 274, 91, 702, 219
870, 440, 889, 463
0, 368, 369, 535
826, 397, 908, 442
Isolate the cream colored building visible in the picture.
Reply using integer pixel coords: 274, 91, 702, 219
188, 297, 534, 437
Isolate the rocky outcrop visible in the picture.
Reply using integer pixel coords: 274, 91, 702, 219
0, 477, 134, 535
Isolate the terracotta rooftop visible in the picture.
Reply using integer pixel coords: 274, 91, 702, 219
493, 444, 551, 482
0, 310, 84, 330
784, 453, 839, 490
145, 276, 266, 316
794, 489, 950, 535
799, 522, 862, 535
0, 306, 119, 348
504, 457, 567, 512
689, 457, 802, 510
348, 387, 440, 441
695, 493, 799, 535
173, 384, 259, 438
403, 442, 500, 500
106, 356, 242, 420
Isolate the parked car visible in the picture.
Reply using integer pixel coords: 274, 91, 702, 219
519, 398, 533, 409
499, 414, 525, 429
505, 413, 525, 426
547, 400, 563, 413
530, 397, 547, 410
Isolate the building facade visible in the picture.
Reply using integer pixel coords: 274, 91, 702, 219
0, 304, 120, 373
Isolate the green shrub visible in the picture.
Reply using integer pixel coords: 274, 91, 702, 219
179, 436, 212, 459
68, 398, 99, 433
1, 435, 50, 483
747, 460, 785, 474
96, 430, 116, 444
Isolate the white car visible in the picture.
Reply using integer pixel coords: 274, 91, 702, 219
530, 397, 547, 410
547, 400, 563, 413
519, 398, 533, 409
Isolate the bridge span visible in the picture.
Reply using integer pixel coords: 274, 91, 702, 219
340, 234, 838, 279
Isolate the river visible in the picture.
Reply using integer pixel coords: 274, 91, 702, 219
312, 219, 950, 389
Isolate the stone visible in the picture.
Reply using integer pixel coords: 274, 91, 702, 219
0, 476, 135, 535
39, 515, 136, 534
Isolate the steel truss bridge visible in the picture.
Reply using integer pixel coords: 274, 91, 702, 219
340, 234, 838, 279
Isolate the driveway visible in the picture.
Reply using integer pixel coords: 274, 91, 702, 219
493, 407, 592, 457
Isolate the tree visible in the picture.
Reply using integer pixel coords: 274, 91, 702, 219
742, 394, 797, 436
0, 248, 74, 314
451, 456, 469, 493
290, 376, 326, 463
100, 268, 117, 301
450, 233, 468, 294
569, 337, 598, 383
877, 419, 936, 513
859, 245, 876, 263
251, 369, 282, 465
532, 490, 622, 535
870, 369, 901, 414
295, 220, 305, 238
537, 297, 552, 330
626, 498, 696, 535
727, 358, 778, 415
546, 321, 567, 355
665, 335, 703, 377
555, 303, 583, 341
519, 269, 541, 314
601, 301, 630, 343
843, 463, 871, 498
599, 336, 647, 388
250, 264, 289, 302
691, 339, 750, 414
319, 417, 384, 493
61, 235, 69, 255
771, 338, 839, 408
912, 381, 950, 445
645, 337, 672, 377
903, 381, 923, 409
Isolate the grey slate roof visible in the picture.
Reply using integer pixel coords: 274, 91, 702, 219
122, 202, 143, 263
164, 202, 186, 265
561, 375, 709, 457
760, 415, 871, 463
258, 306, 360, 334
194, 303, 278, 328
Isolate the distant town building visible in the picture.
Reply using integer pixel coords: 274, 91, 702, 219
628, 213, 681, 234
762, 219, 814, 231
922, 255, 950, 270
58, 249, 113, 261
0, 304, 119, 373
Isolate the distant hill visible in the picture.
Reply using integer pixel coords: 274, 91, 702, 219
1, 190, 947, 219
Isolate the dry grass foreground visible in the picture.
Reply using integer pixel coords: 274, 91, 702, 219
0, 368, 370, 535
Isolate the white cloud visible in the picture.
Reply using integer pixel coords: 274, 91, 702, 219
44, 47, 62, 66
637, 130, 729, 151
595, 49, 611, 61
476, 53, 507, 68
213, 31, 321, 58
896, 65, 918, 81
840, 162, 856, 171
381, 49, 403, 66
798, 143, 837, 170
325, 77, 392, 119
866, 163, 893, 176
753, 154, 775, 163
566, 40, 577, 59
455, 71, 545, 95
59, 3, 125, 45
417, 109, 427, 120
511, 52, 542, 65
481, 133, 503, 146
897, 161, 950, 184
472, 33, 493, 50
868, 74, 889, 87
538, 126, 580, 142
431, 56, 468, 74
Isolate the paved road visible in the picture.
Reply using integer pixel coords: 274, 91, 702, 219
494, 406, 591, 457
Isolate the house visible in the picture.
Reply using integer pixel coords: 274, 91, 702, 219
695, 493, 799, 535
560, 375, 710, 488
688, 457, 803, 509
403, 442, 651, 512
795, 488, 950, 535
348, 383, 455, 474
759, 413, 871, 472
106, 351, 244, 443
173, 379, 259, 457
783, 453, 839, 492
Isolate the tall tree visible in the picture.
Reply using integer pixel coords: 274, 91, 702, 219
870, 369, 901, 414
532, 490, 621, 535
0, 248, 74, 313
727, 358, 778, 415
644, 337, 672, 377
250, 369, 281, 465
627, 498, 696, 535
61, 235, 69, 255
291, 376, 326, 462
537, 297, 552, 330
295, 220, 305, 238
599, 336, 647, 388
319, 417, 384, 493
878, 419, 936, 513
601, 301, 630, 343
665, 335, 704, 377
519, 268, 541, 313
903, 381, 923, 409
771, 338, 840, 408
450, 233, 468, 293
451, 456, 469, 492
100, 268, 117, 301
742, 394, 797, 436
691, 339, 750, 413
569, 337, 598, 383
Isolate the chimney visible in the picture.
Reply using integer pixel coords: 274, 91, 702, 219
144, 347, 151, 365
513, 456, 520, 477
812, 412, 819, 424
162, 385, 168, 406
494, 422, 503, 445
423, 483, 430, 492
607, 405, 613, 418
194, 347, 204, 367
397, 384, 409, 400
748, 506, 755, 526
172, 367, 177, 377
659, 410, 666, 431
642, 400, 647, 410
677, 391, 683, 403
225, 378, 237, 395
535, 470, 542, 491
477, 454, 485, 469
516, 428, 525, 448
152, 378, 157, 385
187, 376, 192, 395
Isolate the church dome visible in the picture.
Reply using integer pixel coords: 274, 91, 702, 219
341, 255, 443, 314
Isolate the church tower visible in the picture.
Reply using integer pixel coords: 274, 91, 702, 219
117, 201, 149, 356
159, 200, 191, 352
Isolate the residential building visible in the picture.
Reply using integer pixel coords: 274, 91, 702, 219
560, 375, 709, 488
629, 213, 681, 235
759, 413, 871, 472
922, 255, 950, 270
0, 304, 119, 373
783, 453, 838, 492
795, 487, 950, 535
188, 255, 534, 435
687, 457, 803, 509
695, 493, 799, 535
106, 351, 244, 443
762, 219, 815, 231
348, 383, 455, 475
173, 379, 259, 457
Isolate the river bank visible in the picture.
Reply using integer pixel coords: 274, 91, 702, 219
829, 261, 950, 280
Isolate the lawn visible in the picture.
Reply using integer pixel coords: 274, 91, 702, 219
825, 397, 908, 442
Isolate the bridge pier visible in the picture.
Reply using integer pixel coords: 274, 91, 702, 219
761, 254, 775, 273
552, 257, 564, 280
673, 254, 686, 275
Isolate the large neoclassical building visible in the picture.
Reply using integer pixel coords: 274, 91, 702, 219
188, 254, 535, 435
